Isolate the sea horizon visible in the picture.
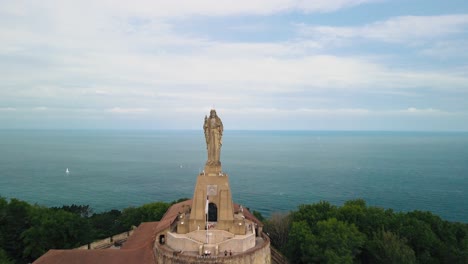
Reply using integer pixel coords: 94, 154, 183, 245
1, 130, 467, 223
2, 128, 468, 132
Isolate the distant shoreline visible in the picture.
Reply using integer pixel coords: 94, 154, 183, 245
1, 129, 468, 133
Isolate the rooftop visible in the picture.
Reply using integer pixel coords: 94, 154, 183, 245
33, 200, 262, 264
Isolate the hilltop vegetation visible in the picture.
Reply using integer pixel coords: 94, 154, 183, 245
0, 197, 178, 263
1, 197, 467, 263
264, 199, 468, 264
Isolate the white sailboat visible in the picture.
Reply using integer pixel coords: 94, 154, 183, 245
66, 168, 70, 174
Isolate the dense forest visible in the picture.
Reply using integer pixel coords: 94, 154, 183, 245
1, 197, 467, 264
0, 197, 186, 263
264, 199, 468, 264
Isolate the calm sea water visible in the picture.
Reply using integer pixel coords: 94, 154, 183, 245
0, 130, 467, 222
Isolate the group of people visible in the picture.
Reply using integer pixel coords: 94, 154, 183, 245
201, 249, 233, 257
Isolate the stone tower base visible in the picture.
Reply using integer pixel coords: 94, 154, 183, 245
154, 233, 271, 264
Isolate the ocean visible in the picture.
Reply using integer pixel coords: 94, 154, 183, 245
0, 130, 467, 222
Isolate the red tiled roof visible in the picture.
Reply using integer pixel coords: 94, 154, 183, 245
155, 199, 192, 232
233, 203, 264, 226
33, 200, 192, 264
33, 221, 159, 264
33, 199, 264, 263
121, 222, 160, 250
33, 245, 155, 264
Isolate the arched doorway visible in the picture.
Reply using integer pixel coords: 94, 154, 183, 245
208, 203, 217, 222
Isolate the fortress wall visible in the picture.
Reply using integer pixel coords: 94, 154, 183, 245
217, 232, 255, 252
188, 230, 235, 244
166, 232, 201, 252
165, 230, 254, 253
75, 230, 134, 250
154, 233, 271, 264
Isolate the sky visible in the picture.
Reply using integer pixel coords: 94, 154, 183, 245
1, 0, 468, 130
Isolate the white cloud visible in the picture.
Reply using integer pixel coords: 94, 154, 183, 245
3, 48, 468, 111
0, 107, 16, 111
2, 2, 467, 100
93, 0, 380, 17
43, 33, 465, 93
94, 90, 112, 95
0, 0, 379, 24
164, 52, 459, 90
420, 40, 468, 59
399, 107, 449, 115
107, 107, 150, 114
1, 1, 467, 130
200, 41, 323, 58
196, 107, 457, 117
33, 107, 48, 111
298, 14, 468, 43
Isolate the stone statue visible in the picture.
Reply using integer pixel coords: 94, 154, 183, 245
204, 109, 223, 166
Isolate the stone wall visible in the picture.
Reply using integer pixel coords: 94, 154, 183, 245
218, 233, 256, 253
271, 246, 289, 264
165, 229, 256, 255
188, 230, 234, 243
166, 232, 201, 252
75, 230, 134, 250
154, 233, 271, 264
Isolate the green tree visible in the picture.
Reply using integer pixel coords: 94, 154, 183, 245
170, 197, 190, 205
264, 212, 291, 251
0, 248, 14, 264
286, 218, 365, 264
21, 207, 93, 260
337, 199, 396, 238
396, 215, 439, 263
52, 204, 93, 218
90, 209, 125, 239
366, 230, 416, 264
290, 201, 337, 230
285, 220, 316, 263
396, 211, 468, 264
0, 197, 7, 249
313, 218, 366, 264
444, 222, 468, 264
252, 210, 265, 222
339, 199, 367, 221
0, 198, 32, 262
119, 201, 170, 229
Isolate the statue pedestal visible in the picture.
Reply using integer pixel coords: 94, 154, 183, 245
189, 172, 235, 233
204, 164, 222, 176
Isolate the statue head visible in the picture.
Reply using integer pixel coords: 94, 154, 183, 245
210, 109, 217, 118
